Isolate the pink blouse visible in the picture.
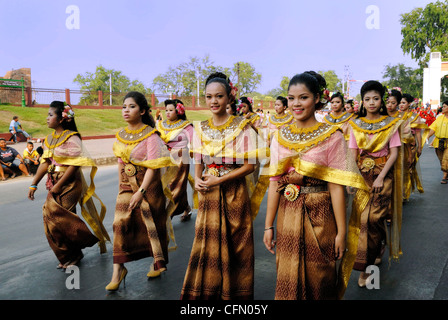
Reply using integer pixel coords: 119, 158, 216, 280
348, 129, 401, 157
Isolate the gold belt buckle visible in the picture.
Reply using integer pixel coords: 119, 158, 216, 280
284, 184, 300, 202
124, 163, 137, 176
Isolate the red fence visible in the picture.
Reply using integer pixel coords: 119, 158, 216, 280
0, 87, 275, 110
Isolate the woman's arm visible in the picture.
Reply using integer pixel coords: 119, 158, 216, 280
263, 180, 281, 254
198, 159, 254, 189
129, 166, 156, 211
28, 160, 50, 200
50, 165, 79, 194
371, 146, 399, 193
328, 182, 346, 260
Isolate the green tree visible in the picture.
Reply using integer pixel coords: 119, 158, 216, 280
266, 76, 290, 98
231, 62, 262, 96
400, 0, 448, 68
152, 55, 228, 96
382, 63, 423, 98
73, 65, 152, 105
318, 70, 343, 93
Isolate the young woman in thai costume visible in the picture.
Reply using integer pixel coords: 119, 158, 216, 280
157, 99, 196, 222
238, 96, 262, 132
348, 81, 403, 288
28, 101, 109, 269
427, 101, 448, 184
386, 89, 402, 118
398, 94, 429, 199
266, 96, 293, 144
107, 91, 173, 291
180, 72, 268, 300
323, 92, 354, 141
263, 72, 369, 300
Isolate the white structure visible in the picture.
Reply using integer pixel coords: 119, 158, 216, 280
423, 52, 448, 109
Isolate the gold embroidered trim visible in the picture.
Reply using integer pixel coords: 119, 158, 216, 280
324, 112, 353, 125
349, 116, 401, 134
116, 126, 157, 144
44, 130, 78, 149
277, 122, 338, 151
207, 115, 235, 130
269, 113, 293, 126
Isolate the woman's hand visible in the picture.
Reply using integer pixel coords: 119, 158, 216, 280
334, 233, 346, 260
371, 175, 384, 193
129, 191, 143, 211
197, 173, 220, 192
263, 229, 276, 254
28, 188, 36, 201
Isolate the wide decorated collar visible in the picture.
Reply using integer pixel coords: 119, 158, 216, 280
277, 121, 338, 152
349, 115, 400, 134
269, 113, 293, 126
157, 119, 191, 142
323, 112, 354, 125
44, 130, 78, 149
116, 125, 157, 144
197, 115, 250, 142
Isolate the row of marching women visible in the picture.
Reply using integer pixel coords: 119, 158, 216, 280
26, 70, 448, 300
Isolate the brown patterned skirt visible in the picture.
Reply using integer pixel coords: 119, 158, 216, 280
166, 163, 190, 217
42, 170, 98, 264
275, 177, 337, 300
112, 166, 168, 270
353, 155, 393, 271
180, 176, 254, 300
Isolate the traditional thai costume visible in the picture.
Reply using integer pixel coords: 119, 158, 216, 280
429, 114, 448, 176
398, 111, 429, 199
157, 119, 197, 217
269, 122, 368, 300
180, 115, 268, 300
267, 112, 293, 142
41, 130, 109, 265
348, 115, 403, 274
323, 111, 354, 141
112, 125, 173, 271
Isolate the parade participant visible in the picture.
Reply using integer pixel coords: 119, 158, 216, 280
323, 92, 354, 141
386, 89, 402, 118
263, 71, 368, 300
266, 96, 293, 143
157, 99, 195, 221
180, 72, 268, 300
348, 80, 403, 287
345, 99, 355, 114
399, 93, 429, 199
0, 138, 30, 178
427, 101, 448, 184
27, 101, 109, 269
237, 96, 262, 132
107, 91, 173, 291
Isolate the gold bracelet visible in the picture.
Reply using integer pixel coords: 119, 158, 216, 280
139, 187, 146, 194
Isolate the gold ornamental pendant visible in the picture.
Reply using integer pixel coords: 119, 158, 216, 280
284, 184, 300, 202
208, 167, 220, 177
124, 163, 137, 176
361, 158, 376, 171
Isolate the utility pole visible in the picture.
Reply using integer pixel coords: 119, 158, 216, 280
237, 62, 240, 98
109, 73, 112, 106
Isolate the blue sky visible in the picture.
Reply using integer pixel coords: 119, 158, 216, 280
0, 0, 436, 97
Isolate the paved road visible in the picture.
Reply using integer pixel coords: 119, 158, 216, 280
1, 144, 448, 304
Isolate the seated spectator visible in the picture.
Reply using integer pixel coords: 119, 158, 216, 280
0, 138, 30, 178
9, 116, 31, 143
23, 141, 40, 175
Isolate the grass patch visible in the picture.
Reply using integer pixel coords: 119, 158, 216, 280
0, 105, 212, 138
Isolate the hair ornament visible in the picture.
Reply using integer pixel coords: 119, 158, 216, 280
176, 103, 185, 115
62, 103, 75, 120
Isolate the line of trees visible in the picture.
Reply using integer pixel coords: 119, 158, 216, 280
73, 1, 448, 106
